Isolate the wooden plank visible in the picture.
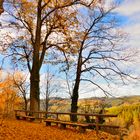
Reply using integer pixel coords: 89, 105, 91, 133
44, 120, 88, 126
14, 110, 118, 117
15, 115, 35, 121
44, 119, 56, 122
45, 119, 88, 133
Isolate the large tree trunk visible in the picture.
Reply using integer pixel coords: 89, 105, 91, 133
71, 81, 79, 122
30, 43, 40, 114
71, 55, 82, 122
0, 0, 4, 15
29, 0, 41, 115
30, 62, 40, 113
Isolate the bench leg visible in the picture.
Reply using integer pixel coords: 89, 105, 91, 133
16, 116, 20, 120
22, 117, 26, 120
30, 118, 35, 122
39, 119, 43, 123
78, 126, 86, 133
46, 122, 51, 126
60, 124, 66, 129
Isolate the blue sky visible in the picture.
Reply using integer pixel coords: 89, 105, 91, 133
62, 0, 140, 98
48, 0, 140, 98
81, 0, 140, 98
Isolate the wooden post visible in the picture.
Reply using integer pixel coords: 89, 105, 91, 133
60, 124, 66, 129
15, 110, 20, 120
56, 113, 59, 120
15, 110, 17, 117
46, 121, 51, 126
95, 116, 99, 134
56, 113, 59, 126
78, 126, 85, 133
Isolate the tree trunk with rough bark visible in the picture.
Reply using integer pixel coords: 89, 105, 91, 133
71, 82, 79, 122
30, 0, 41, 114
0, 0, 4, 15
30, 52, 40, 113
71, 54, 82, 122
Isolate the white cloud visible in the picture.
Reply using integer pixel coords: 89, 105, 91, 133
79, 81, 140, 98
123, 23, 140, 49
125, 24, 140, 36
115, 0, 140, 63
116, 0, 140, 16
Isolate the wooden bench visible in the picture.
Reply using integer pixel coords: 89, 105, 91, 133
44, 119, 120, 133
16, 115, 35, 122
14, 110, 120, 134
44, 119, 89, 133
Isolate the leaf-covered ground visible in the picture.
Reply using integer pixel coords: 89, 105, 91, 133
0, 119, 119, 140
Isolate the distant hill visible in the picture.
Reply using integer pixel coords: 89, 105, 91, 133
105, 95, 140, 107
40, 95, 140, 112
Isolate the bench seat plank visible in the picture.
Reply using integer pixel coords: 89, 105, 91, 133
16, 115, 35, 121
44, 119, 120, 133
44, 119, 89, 133
44, 119, 88, 127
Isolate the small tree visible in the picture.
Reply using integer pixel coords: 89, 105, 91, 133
41, 67, 59, 112
12, 71, 29, 111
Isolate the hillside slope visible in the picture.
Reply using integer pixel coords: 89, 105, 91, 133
0, 119, 119, 140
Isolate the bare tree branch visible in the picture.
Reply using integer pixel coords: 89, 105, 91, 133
80, 78, 113, 97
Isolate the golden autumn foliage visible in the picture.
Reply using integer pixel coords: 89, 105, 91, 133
0, 73, 21, 116
107, 104, 140, 129
13, 0, 79, 47
125, 129, 140, 140
9, 0, 101, 55
0, 119, 119, 140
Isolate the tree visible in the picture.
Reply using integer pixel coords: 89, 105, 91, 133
2, 0, 96, 113
41, 67, 60, 112
0, 0, 4, 14
63, 2, 137, 121
12, 71, 29, 111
